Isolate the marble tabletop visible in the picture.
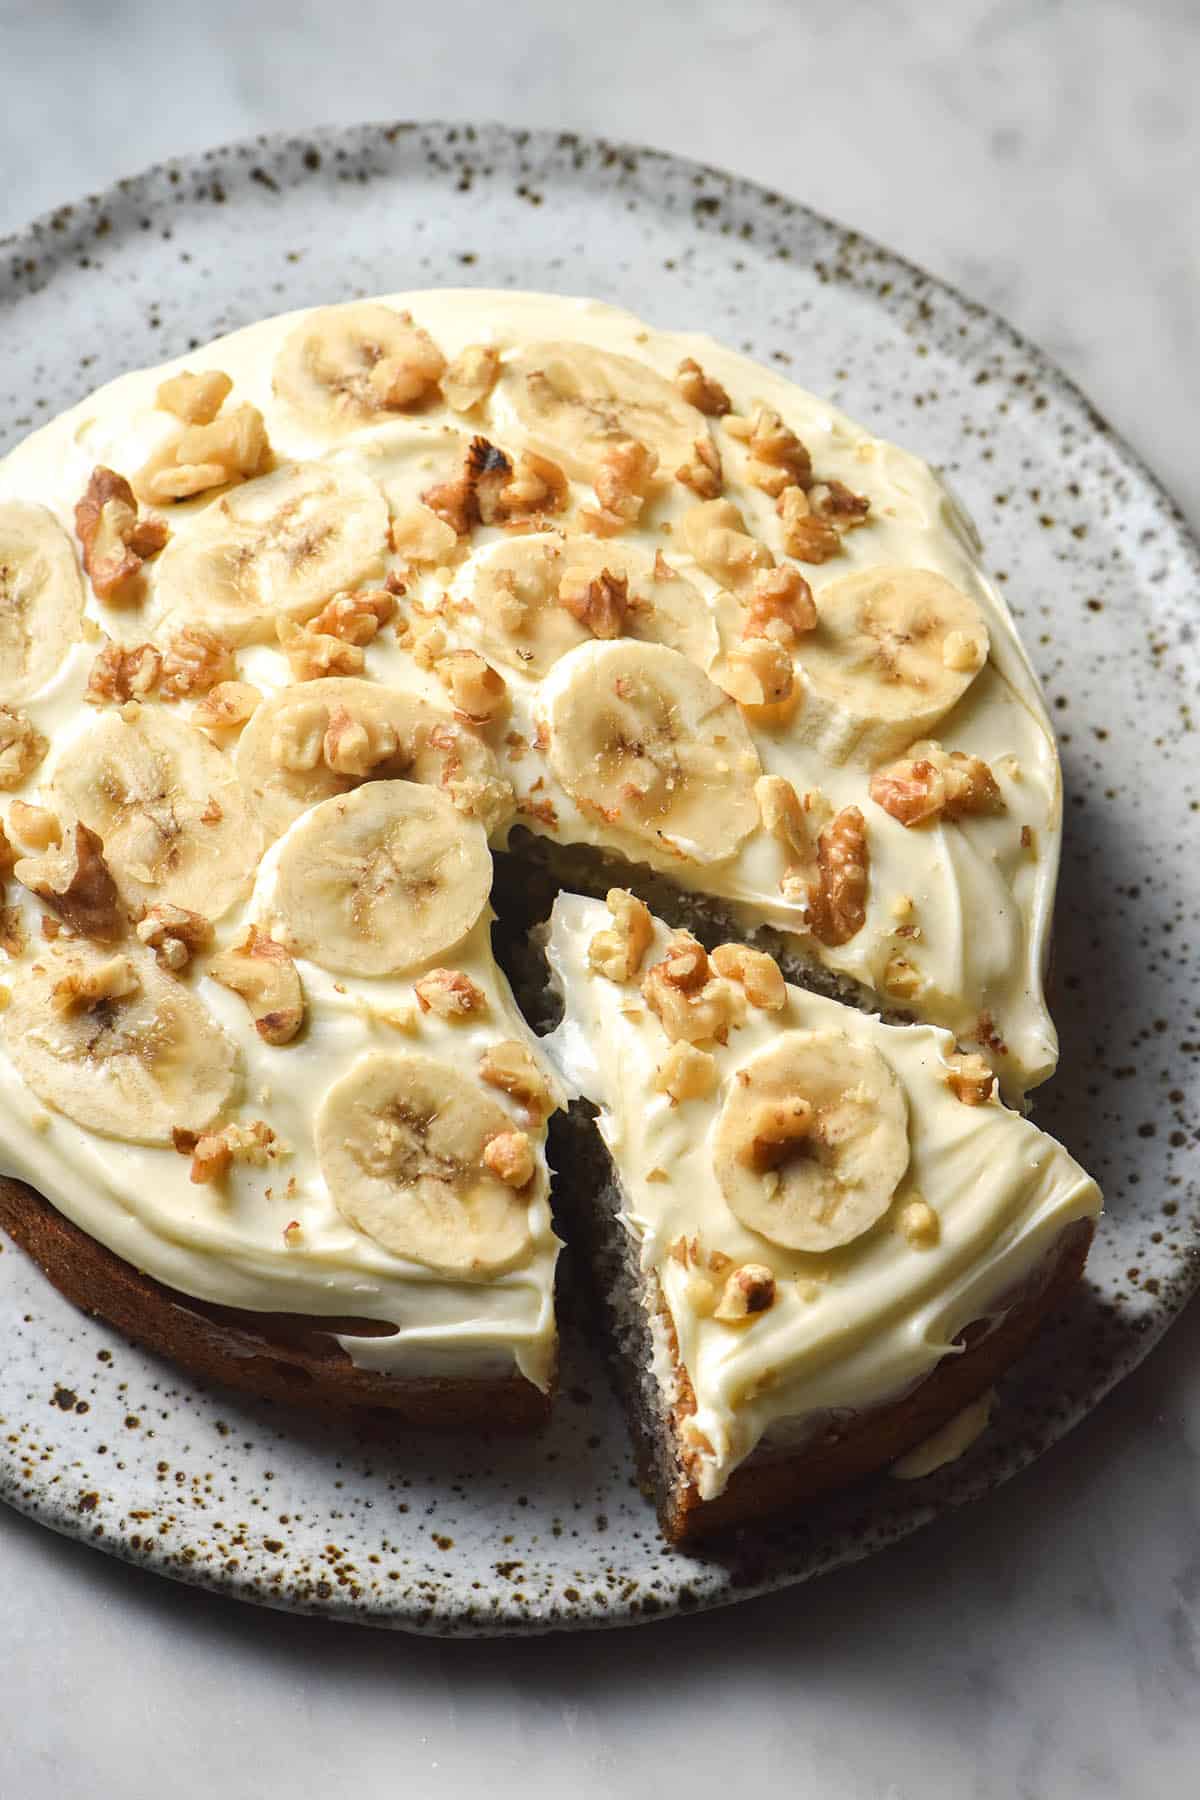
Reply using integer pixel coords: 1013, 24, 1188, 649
1, 2, 1198, 1795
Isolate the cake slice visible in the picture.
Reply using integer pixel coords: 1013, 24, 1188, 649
542, 891, 1100, 1542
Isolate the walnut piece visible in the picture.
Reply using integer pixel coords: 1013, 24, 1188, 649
776, 485, 842, 563
743, 565, 817, 645
899, 1198, 940, 1247
192, 680, 261, 736
869, 741, 1004, 827
710, 942, 786, 1011
85, 640, 163, 705
482, 1128, 535, 1189
587, 887, 654, 983
437, 649, 507, 723
654, 1041, 718, 1104
641, 933, 742, 1046
74, 466, 170, 600
882, 953, 923, 1001
138, 404, 270, 505
135, 902, 212, 972
15, 823, 124, 943
944, 1052, 996, 1106
183, 1119, 281, 1185
0, 706, 48, 788
675, 435, 723, 500
8, 801, 60, 852
442, 344, 501, 414
582, 437, 658, 536
390, 503, 460, 568
320, 704, 399, 778
414, 967, 488, 1018
479, 1038, 555, 1122
737, 1097, 815, 1172
558, 566, 632, 640
276, 617, 364, 682
713, 1262, 777, 1322
808, 806, 869, 947
51, 953, 140, 1016
424, 437, 567, 536
309, 587, 395, 646
156, 369, 233, 425
160, 625, 237, 699
809, 479, 871, 529
676, 498, 773, 592
209, 927, 304, 1045
741, 408, 814, 496
721, 638, 794, 707
674, 358, 731, 416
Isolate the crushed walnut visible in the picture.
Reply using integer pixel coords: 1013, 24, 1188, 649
721, 638, 794, 707
587, 888, 654, 983
755, 773, 830, 905
51, 953, 139, 1016
675, 435, 723, 500
390, 503, 460, 569
276, 617, 365, 682
743, 564, 817, 645
156, 369, 233, 425
15, 823, 124, 943
436, 649, 507, 723
479, 1038, 555, 1122
808, 806, 869, 946
713, 1262, 777, 1322
192, 680, 261, 736
7, 801, 60, 852
414, 967, 488, 1019
74, 466, 170, 601
882, 953, 923, 1001
309, 587, 395, 646
482, 1128, 535, 1189
676, 497, 774, 592
582, 437, 659, 536
674, 357, 731, 416
710, 942, 786, 1011
869, 741, 1004, 827
320, 704, 399, 778
159, 625, 237, 699
179, 1119, 282, 1185
641, 932, 742, 1046
738, 408, 814, 497
441, 344, 501, 414
558, 566, 633, 640
0, 706, 48, 788
135, 902, 212, 972
209, 926, 304, 1045
424, 436, 567, 535
776, 484, 842, 563
654, 1040, 719, 1104
944, 1052, 996, 1106
137, 403, 270, 505
85, 639, 162, 705
899, 1197, 940, 1247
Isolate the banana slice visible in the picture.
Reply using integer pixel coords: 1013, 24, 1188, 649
4, 944, 239, 1145
50, 707, 260, 919
273, 302, 446, 433
795, 566, 991, 764
316, 1050, 535, 1276
462, 532, 718, 678
714, 1030, 910, 1253
267, 780, 492, 977
236, 676, 511, 840
150, 462, 389, 645
0, 501, 86, 704
542, 640, 761, 864
495, 340, 707, 481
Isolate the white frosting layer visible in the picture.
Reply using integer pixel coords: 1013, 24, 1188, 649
543, 894, 1099, 1499
0, 291, 1062, 1098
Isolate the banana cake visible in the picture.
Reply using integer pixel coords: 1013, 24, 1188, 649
0, 291, 1099, 1529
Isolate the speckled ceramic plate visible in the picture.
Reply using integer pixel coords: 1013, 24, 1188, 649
1, 122, 1197, 1636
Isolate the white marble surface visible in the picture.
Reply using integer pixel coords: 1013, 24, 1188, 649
1, 2, 1198, 1794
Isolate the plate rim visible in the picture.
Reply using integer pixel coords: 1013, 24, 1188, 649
1, 116, 1198, 1637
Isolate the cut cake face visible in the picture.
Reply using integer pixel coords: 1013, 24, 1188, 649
542, 892, 1099, 1535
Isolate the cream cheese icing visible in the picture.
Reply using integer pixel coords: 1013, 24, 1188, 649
0, 288, 1070, 1399
542, 894, 1099, 1499
0, 291, 1062, 1099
